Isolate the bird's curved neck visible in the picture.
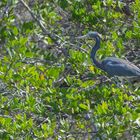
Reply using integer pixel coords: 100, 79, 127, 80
90, 36, 105, 70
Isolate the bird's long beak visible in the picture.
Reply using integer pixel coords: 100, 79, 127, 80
76, 33, 102, 39
97, 33, 102, 39
76, 34, 88, 39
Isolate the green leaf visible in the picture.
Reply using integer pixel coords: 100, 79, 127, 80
13, 26, 18, 35
79, 103, 89, 110
41, 123, 47, 131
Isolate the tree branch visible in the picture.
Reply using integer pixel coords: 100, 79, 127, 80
19, 0, 59, 44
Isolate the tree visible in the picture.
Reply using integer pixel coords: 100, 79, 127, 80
0, 0, 140, 139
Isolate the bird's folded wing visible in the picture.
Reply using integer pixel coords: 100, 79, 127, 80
104, 61, 140, 77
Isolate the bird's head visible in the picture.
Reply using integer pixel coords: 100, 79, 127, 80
76, 31, 102, 39
87, 31, 102, 39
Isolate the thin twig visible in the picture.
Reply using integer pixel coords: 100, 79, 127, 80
19, 0, 59, 44
19, 0, 89, 55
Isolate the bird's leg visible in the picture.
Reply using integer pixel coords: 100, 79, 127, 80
120, 79, 125, 88
124, 81, 140, 96
117, 78, 132, 94
127, 79, 133, 89
110, 76, 123, 88
127, 79, 140, 93
134, 84, 140, 92
119, 79, 135, 96
99, 75, 110, 83
110, 77, 130, 94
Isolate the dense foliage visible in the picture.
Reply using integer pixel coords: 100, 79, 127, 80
0, 0, 140, 139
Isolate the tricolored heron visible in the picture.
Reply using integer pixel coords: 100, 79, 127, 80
77, 31, 140, 81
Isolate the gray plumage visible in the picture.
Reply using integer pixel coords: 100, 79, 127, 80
78, 31, 140, 80
102, 57, 140, 78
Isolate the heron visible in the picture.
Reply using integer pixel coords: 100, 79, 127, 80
77, 31, 140, 82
